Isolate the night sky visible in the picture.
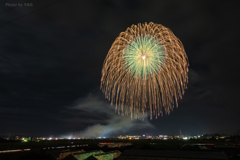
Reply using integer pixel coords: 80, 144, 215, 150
0, 0, 240, 137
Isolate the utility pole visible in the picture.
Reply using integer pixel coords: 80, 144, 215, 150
8, 132, 10, 150
180, 128, 183, 138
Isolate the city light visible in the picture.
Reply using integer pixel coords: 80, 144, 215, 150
3, 134, 230, 143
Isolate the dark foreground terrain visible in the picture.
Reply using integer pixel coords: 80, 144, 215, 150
0, 139, 240, 160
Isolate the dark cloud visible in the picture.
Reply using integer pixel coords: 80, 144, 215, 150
62, 94, 154, 138
0, 0, 240, 136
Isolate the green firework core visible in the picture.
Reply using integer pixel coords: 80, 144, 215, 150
122, 34, 165, 79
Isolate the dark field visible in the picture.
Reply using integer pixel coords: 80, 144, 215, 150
0, 139, 239, 150
1, 139, 240, 159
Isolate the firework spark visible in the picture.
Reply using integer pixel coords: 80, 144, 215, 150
101, 22, 189, 120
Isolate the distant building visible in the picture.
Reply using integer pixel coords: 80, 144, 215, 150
174, 135, 180, 139
158, 135, 169, 140
159, 135, 163, 138
118, 135, 123, 139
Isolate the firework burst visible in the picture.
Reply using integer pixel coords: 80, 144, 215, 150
101, 22, 189, 120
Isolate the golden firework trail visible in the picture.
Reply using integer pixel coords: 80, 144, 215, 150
101, 22, 189, 120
